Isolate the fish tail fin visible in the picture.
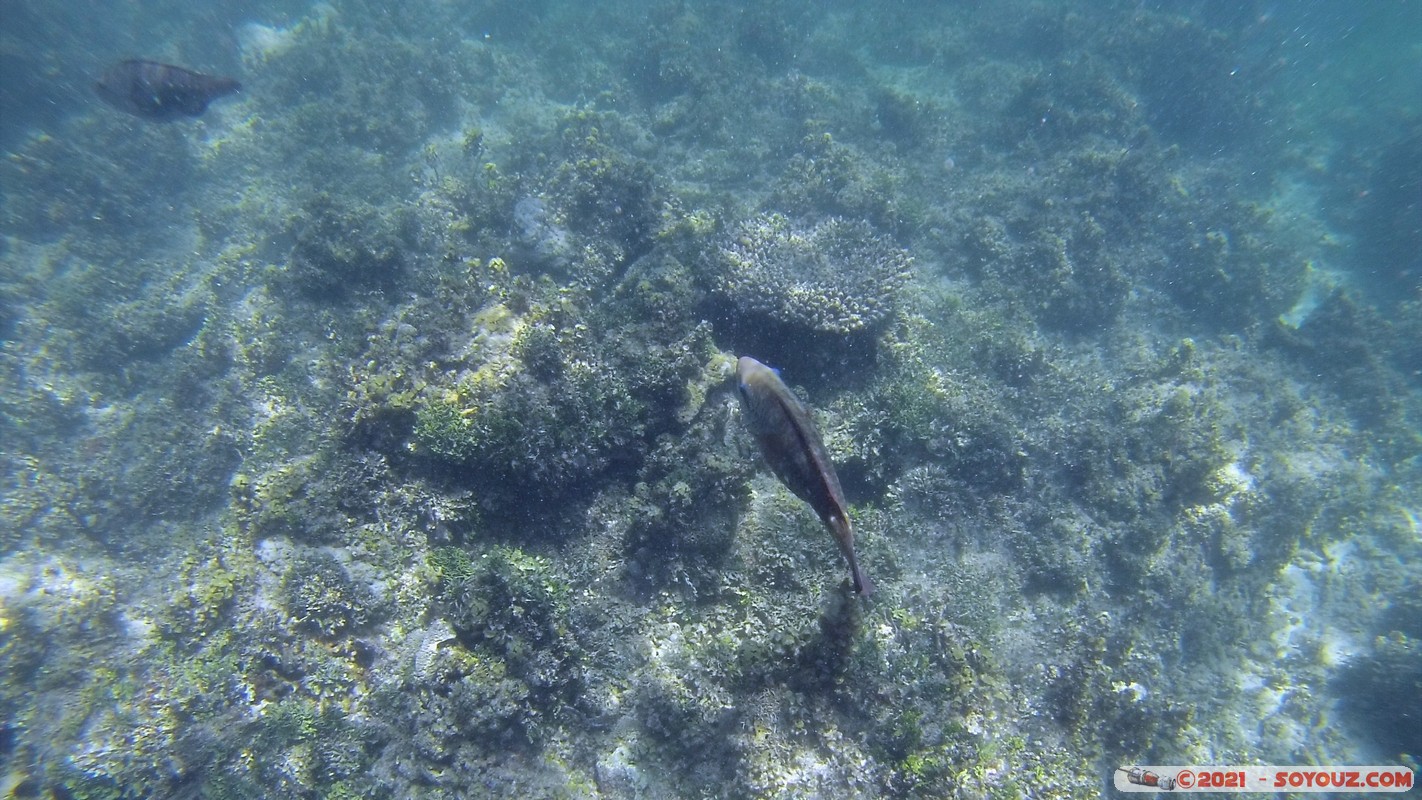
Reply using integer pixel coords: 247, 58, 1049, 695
850, 558, 874, 596
829, 514, 874, 596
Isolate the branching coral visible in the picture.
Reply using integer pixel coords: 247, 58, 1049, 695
712, 213, 911, 335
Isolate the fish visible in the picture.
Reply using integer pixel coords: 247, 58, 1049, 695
94, 60, 240, 121
736, 356, 874, 595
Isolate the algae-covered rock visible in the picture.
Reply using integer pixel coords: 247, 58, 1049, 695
623, 385, 752, 594
411, 350, 648, 516
439, 545, 583, 719
282, 193, 414, 299
410, 281, 711, 523
280, 551, 381, 639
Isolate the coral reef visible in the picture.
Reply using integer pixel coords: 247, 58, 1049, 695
710, 212, 911, 336
0, 0, 1418, 798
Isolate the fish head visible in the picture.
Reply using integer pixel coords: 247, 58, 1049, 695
737, 355, 806, 435
736, 356, 775, 413
736, 356, 778, 395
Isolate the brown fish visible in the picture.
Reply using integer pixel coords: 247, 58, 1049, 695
94, 60, 240, 121
736, 356, 873, 595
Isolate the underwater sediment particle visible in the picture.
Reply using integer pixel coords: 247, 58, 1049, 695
712, 213, 911, 335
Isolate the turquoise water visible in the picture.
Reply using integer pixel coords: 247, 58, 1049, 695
1, 1, 1419, 797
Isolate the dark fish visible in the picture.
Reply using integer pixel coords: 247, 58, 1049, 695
736, 356, 874, 595
94, 60, 240, 121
